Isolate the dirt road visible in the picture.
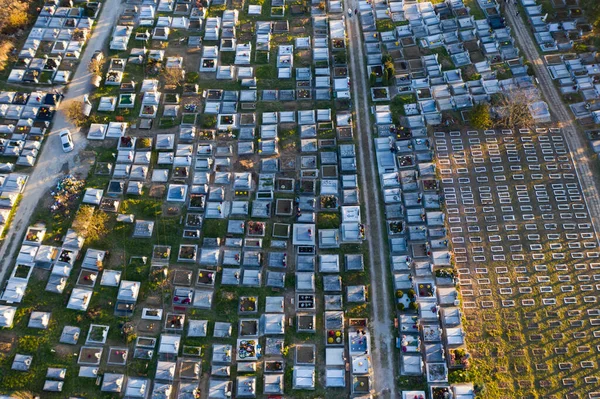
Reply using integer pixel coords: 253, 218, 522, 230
347, 5, 399, 399
0, 0, 124, 283
504, 3, 600, 238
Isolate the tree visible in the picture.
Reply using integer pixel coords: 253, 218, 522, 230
162, 67, 184, 87
494, 89, 536, 128
0, 0, 29, 34
581, 0, 600, 47
369, 71, 377, 87
382, 54, 395, 77
64, 101, 88, 128
382, 69, 389, 86
469, 103, 493, 130
87, 57, 105, 77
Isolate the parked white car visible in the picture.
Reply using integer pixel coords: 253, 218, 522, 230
59, 129, 74, 153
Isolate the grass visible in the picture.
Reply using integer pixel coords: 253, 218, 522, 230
159, 116, 181, 129
434, 130, 600, 398
182, 113, 197, 124
202, 219, 227, 238
0, 3, 373, 398
317, 212, 341, 229
427, 47, 454, 71
464, 0, 486, 19
389, 93, 417, 122
219, 51, 236, 65
375, 19, 408, 32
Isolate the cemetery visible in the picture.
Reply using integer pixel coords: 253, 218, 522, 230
0, 0, 598, 396
0, 0, 376, 397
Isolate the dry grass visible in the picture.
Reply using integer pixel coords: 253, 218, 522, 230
0, 40, 14, 74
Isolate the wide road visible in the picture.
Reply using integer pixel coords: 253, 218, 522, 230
0, 0, 124, 283
504, 2, 600, 239
347, 4, 399, 399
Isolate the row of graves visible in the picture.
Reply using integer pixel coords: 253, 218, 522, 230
109, 0, 202, 52
0, 211, 150, 395
373, 132, 473, 399
8, 0, 101, 85
188, 4, 373, 397
0, 194, 182, 396
434, 127, 600, 396
0, 90, 38, 236
363, 2, 476, 397
46, 2, 375, 398
521, 0, 600, 126
362, 0, 551, 128
0, 91, 62, 167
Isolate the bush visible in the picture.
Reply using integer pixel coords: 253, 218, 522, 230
88, 57, 105, 77
317, 213, 341, 229
162, 67, 184, 87
186, 71, 199, 83
202, 115, 217, 128
409, 301, 418, 311
469, 103, 493, 130
397, 302, 405, 311
0, 0, 29, 34
0, 370, 35, 391
390, 93, 417, 123
85, 210, 110, 244
18, 335, 47, 353
72, 205, 95, 237
138, 137, 152, 148
370, 72, 377, 87
64, 101, 89, 128
0, 40, 13, 74
573, 42, 589, 53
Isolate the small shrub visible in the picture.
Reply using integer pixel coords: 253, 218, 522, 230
469, 103, 493, 130
139, 137, 152, 148
202, 115, 217, 128
64, 101, 89, 128
18, 335, 47, 353
186, 71, 199, 83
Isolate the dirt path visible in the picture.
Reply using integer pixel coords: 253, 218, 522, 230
504, 2, 600, 240
347, 6, 398, 399
0, 0, 125, 284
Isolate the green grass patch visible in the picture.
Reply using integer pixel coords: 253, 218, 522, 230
256, 64, 276, 79
219, 51, 236, 65
182, 113, 197, 124
159, 117, 181, 129
254, 51, 269, 64
121, 198, 163, 218
317, 212, 341, 229
464, 0, 485, 19
202, 219, 227, 238
390, 93, 417, 122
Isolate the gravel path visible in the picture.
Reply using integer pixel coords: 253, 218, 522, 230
347, 6, 399, 399
504, 3, 600, 239
0, 0, 124, 283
